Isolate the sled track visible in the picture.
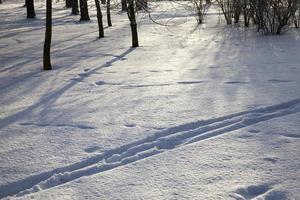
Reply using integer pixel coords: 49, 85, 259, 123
1, 98, 300, 199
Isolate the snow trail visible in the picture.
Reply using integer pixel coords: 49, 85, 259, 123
1, 98, 300, 199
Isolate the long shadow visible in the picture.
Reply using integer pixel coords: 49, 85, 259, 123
0, 47, 135, 130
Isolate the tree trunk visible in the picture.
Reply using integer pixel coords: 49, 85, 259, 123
107, 0, 112, 26
66, 0, 72, 8
80, 0, 90, 21
26, 0, 36, 18
71, 0, 79, 15
95, 0, 104, 38
43, 0, 52, 70
128, 0, 138, 47
276, 26, 282, 35
244, 14, 249, 27
100, 0, 105, 4
121, 0, 127, 11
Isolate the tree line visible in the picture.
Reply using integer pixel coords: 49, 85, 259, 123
1, 0, 299, 71
215, 0, 299, 34
9, 0, 144, 70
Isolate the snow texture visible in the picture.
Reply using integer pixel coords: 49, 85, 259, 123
0, 1, 300, 199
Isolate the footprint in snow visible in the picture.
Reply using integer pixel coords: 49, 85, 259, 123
177, 81, 205, 85
84, 146, 101, 153
208, 66, 220, 69
279, 133, 300, 139
124, 123, 136, 128
231, 183, 272, 200
78, 73, 89, 77
70, 77, 84, 82
263, 190, 287, 200
268, 79, 293, 83
129, 72, 139, 74
248, 129, 260, 133
262, 157, 279, 163
95, 81, 121, 86
95, 81, 106, 85
224, 81, 248, 84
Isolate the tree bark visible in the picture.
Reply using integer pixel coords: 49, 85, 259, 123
95, 0, 104, 38
121, 0, 127, 11
71, 0, 79, 15
128, 0, 138, 47
26, 0, 36, 18
66, 0, 72, 8
43, 0, 52, 70
107, 0, 112, 26
80, 0, 90, 21
100, 0, 105, 4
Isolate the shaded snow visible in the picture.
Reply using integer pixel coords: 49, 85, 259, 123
0, 1, 300, 199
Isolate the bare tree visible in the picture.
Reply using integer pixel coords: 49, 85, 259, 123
71, 0, 79, 15
26, 0, 36, 18
121, 0, 127, 11
233, 0, 242, 23
294, 7, 300, 28
127, 0, 139, 47
107, 0, 112, 26
216, 0, 234, 24
80, 0, 90, 21
192, 0, 210, 24
251, 0, 298, 34
43, 0, 52, 70
242, 0, 251, 27
95, 0, 104, 37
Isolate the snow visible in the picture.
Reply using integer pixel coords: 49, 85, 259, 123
0, 0, 300, 199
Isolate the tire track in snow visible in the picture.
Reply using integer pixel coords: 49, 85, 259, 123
1, 98, 300, 199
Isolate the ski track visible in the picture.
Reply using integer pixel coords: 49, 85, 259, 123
1, 98, 300, 199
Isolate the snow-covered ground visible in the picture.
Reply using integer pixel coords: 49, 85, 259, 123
0, 1, 300, 199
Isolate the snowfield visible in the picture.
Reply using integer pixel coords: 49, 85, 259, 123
0, 1, 300, 199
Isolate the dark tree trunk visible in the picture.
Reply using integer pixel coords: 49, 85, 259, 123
26, 0, 36, 18
66, 0, 72, 8
244, 14, 249, 27
71, 0, 79, 15
43, 0, 52, 70
276, 26, 282, 35
95, 0, 104, 38
128, 0, 138, 47
121, 0, 127, 11
80, 0, 90, 21
100, 0, 105, 4
107, 0, 112, 26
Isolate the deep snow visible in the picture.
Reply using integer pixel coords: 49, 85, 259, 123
0, 1, 300, 199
